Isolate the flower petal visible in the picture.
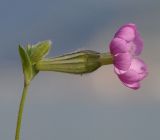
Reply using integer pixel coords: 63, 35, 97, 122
123, 82, 140, 90
118, 69, 140, 84
115, 24, 136, 42
109, 23, 147, 90
134, 31, 143, 55
130, 58, 148, 79
111, 24, 144, 56
110, 37, 129, 55
114, 53, 132, 71
116, 58, 148, 85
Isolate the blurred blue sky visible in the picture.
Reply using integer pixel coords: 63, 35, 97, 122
1, 0, 160, 140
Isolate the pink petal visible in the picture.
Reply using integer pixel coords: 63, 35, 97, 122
116, 58, 148, 85
114, 67, 127, 75
114, 53, 132, 71
123, 82, 140, 90
115, 25, 136, 42
118, 69, 140, 84
110, 37, 129, 55
134, 31, 143, 55
109, 23, 147, 90
110, 23, 144, 56
130, 58, 148, 79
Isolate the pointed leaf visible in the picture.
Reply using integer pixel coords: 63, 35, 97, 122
30, 40, 52, 64
19, 45, 32, 83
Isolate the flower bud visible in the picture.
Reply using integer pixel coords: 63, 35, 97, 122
29, 40, 52, 64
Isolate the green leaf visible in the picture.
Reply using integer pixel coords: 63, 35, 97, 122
29, 40, 52, 64
18, 45, 32, 84
26, 44, 32, 56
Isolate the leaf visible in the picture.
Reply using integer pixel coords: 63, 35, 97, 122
26, 44, 32, 56
18, 45, 32, 84
29, 40, 52, 64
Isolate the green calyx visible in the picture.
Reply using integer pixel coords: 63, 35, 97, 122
35, 50, 100, 74
35, 51, 113, 74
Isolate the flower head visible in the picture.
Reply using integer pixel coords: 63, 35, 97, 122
110, 23, 148, 89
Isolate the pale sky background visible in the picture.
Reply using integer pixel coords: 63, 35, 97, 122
1, 0, 160, 140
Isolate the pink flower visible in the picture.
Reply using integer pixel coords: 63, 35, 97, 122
110, 23, 148, 89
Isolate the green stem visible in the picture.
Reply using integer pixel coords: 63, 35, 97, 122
99, 53, 113, 65
15, 82, 30, 140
